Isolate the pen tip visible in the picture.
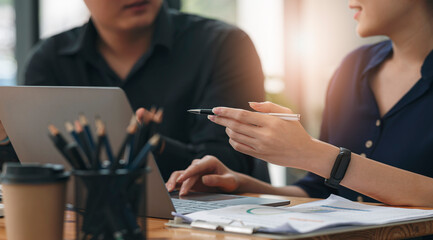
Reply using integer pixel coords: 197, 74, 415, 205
187, 109, 199, 114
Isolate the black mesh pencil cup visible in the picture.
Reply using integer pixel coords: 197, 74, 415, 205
74, 167, 149, 240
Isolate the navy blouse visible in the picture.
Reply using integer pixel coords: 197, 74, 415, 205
294, 40, 433, 202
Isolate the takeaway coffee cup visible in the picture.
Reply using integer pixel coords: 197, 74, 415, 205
1, 163, 70, 240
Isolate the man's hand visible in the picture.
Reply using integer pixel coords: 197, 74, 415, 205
165, 155, 241, 196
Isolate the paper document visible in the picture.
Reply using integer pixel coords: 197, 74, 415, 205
174, 194, 433, 234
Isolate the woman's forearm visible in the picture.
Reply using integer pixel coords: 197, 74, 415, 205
236, 172, 309, 197
304, 140, 433, 207
341, 154, 433, 207
208, 104, 433, 207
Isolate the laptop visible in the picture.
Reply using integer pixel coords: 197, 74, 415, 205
0, 86, 290, 219
145, 152, 290, 218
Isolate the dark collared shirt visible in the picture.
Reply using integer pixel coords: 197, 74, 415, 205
294, 40, 433, 202
0, 4, 265, 179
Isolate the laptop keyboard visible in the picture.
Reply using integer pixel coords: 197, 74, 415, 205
172, 198, 229, 214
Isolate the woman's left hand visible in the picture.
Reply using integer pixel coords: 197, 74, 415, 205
208, 102, 315, 168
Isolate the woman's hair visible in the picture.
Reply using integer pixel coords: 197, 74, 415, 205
427, 0, 433, 10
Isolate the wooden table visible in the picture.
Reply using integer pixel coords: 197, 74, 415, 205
1, 194, 432, 239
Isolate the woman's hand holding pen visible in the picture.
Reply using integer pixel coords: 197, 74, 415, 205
165, 155, 242, 196
208, 102, 318, 169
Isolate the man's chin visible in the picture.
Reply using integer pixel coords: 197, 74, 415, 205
118, 18, 156, 32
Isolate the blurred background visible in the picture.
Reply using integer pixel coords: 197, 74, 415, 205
0, 0, 385, 186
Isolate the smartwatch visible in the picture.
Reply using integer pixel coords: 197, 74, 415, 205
324, 147, 351, 189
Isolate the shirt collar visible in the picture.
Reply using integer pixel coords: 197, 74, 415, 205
362, 40, 433, 81
151, 2, 174, 50
58, 2, 174, 56
57, 20, 97, 55
421, 48, 433, 79
361, 40, 393, 77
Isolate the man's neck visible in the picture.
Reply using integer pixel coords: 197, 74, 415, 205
97, 25, 154, 62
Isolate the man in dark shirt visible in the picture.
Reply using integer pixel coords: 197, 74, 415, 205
0, 0, 265, 180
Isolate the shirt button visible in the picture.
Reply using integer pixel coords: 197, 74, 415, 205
376, 119, 381, 127
365, 140, 373, 148
360, 153, 366, 157
357, 195, 364, 202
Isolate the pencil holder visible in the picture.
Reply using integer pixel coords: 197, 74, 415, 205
73, 167, 149, 240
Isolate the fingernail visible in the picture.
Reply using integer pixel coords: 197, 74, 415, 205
208, 115, 215, 121
201, 176, 210, 185
166, 183, 172, 190
212, 107, 221, 115
180, 189, 186, 196
255, 102, 266, 105
249, 102, 262, 107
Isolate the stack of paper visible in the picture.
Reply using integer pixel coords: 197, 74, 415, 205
173, 195, 433, 234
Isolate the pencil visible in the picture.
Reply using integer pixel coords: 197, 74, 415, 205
48, 124, 76, 168
187, 109, 301, 121
132, 108, 153, 160
129, 134, 160, 170
144, 106, 158, 141
124, 135, 135, 167
74, 120, 93, 162
95, 117, 115, 165
63, 142, 89, 170
93, 119, 106, 169
132, 123, 145, 163
147, 108, 163, 139
133, 107, 163, 160
153, 108, 164, 124
112, 116, 137, 170
79, 114, 95, 150
65, 121, 81, 147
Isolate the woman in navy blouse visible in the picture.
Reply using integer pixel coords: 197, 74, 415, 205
166, 0, 433, 207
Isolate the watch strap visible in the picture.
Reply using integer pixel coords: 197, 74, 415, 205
324, 147, 351, 189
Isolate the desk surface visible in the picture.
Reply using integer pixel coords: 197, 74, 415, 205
0, 194, 432, 240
